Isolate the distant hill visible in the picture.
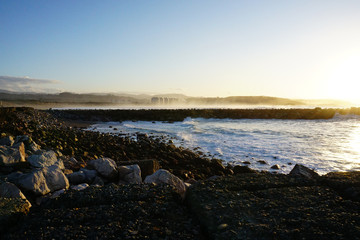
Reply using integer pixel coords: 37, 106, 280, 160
0, 90, 354, 108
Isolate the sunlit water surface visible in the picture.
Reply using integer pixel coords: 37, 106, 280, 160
88, 115, 360, 175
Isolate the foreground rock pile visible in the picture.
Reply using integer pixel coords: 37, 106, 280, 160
1, 107, 360, 239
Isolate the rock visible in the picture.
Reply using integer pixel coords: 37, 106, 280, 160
66, 171, 86, 184
71, 183, 89, 191
118, 164, 142, 184
67, 168, 97, 184
289, 164, 319, 179
271, 164, 280, 170
92, 176, 105, 186
0, 136, 14, 146
211, 159, 225, 170
0, 182, 29, 203
242, 161, 251, 165
257, 160, 267, 165
0, 197, 31, 234
50, 189, 66, 199
144, 169, 186, 198
88, 158, 118, 179
17, 169, 50, 196
43, 165, 69, 192
14, 135, 30, 144
117, 159, 160, 180
0, 144, 26, 166
27, 150, 58, 168
233, 165, 256, 174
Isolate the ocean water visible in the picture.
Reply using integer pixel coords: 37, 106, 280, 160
87, 114, 360, 175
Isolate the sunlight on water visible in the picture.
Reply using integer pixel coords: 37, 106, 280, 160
89, 117, 360, 175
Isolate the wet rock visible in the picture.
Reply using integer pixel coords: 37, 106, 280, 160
71, 183, 89, 191
118, 164, 142, 184
27, 150, 58, 168
0, 136, 14, 146
144, 169, 186, 198
43, 165, 69, 192
88, 158, 118, 180
289, 164, 319, 179
211, 159, 225, 170
233, 165, 256, 174
242, 161, 251, 165
257, 160, 267, 165
271, 164, 280, 170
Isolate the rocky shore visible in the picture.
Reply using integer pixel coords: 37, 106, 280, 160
1, 107, 360, 239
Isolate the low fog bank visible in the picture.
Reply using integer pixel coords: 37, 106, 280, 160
0, 90, 356, 109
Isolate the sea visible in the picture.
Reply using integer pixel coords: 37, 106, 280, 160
85, 110, 360, 175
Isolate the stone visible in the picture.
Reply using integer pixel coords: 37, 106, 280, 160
66, 171, 86, 184
271, 164, 280, 170
88, 158, 118, 179
17, 169, 50, 196
0, 144, 26, 166
71, 183, 89, 191
14, 135, 30, 144
0, 136, 14, 146
211, 159, 225, 170
28, 142, 40, 152
117, 159, 160, 180
43, 165, 69, 192
144, 169, 186, 198
50, 189, 66, 199
118, 164, 142, 184
67, 168, 97, 184
0, 197, 32, 234
92, 176, 105, 186
289, 164, 319, 179
27, 150, 58, 168
257, 160, 268, 165
233, 165, 256, 174
0, 182, 28, 202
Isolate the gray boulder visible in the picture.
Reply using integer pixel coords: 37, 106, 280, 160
27, 150, 60, 168
289, 164, 319, 179
0, 182, 27, 200
144, 169, 186, 198
88, 158, 118, 179
118, 164, 142, 184
0, 143, 26, 165
66, 168, 97, 184
17, 169, 50, 196
43, 165, 69, 192
0, 136, 14, 146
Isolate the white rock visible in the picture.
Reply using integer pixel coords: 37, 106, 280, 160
71, 183, 89, 191
27, 150, 58, 168
144, 169, 186, 198
88, 158, 118, 179
43, 165, 69, 192
118, 164, 142, 184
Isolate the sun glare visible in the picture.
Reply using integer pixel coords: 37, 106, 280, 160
326, 56, 360, 102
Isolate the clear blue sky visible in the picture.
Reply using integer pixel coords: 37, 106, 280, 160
1, 0, 360, 100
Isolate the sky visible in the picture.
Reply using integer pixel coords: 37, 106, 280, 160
1, 0, 360, 101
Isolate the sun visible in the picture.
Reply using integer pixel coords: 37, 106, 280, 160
326, 56, 360, 103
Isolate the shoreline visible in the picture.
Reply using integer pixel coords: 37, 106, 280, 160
1, 107, 360, 239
